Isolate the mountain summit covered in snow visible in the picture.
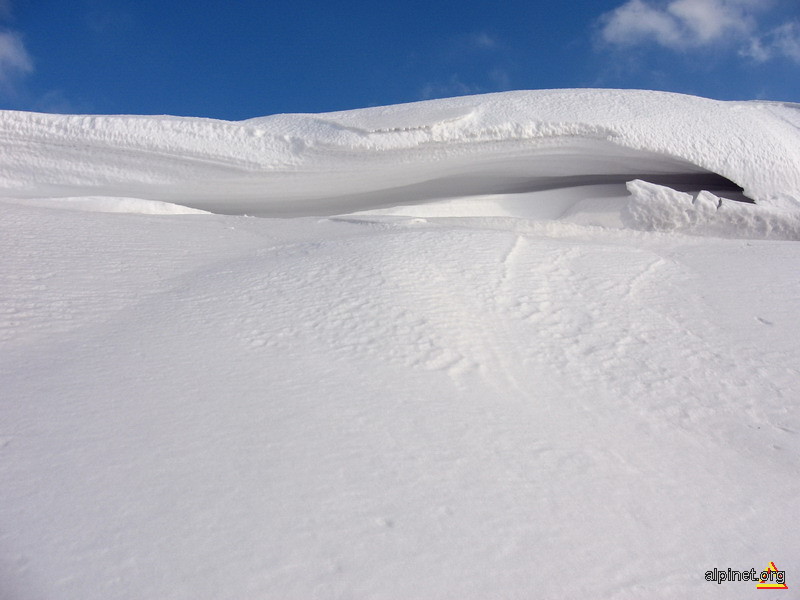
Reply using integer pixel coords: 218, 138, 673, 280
1, 90, 798, 599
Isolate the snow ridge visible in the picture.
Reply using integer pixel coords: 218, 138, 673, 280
0, 89, 799, 238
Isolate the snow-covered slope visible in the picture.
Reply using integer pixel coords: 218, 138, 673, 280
1, 90, 799, 599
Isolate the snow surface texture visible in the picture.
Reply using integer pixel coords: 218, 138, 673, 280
1, 90, 799, 599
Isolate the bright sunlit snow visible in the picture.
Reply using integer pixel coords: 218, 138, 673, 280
1, 89, 799, 599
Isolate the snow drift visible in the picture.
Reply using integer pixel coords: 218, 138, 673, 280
1, 89, 799, 238
2, 90, 800, 599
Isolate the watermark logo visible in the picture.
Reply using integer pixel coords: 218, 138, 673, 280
705, 562, 788, 590
757, 562, 789, 590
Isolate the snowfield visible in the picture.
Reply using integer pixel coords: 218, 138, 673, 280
1, 89, 799, 599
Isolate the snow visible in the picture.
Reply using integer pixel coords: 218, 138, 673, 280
623, 180, 800, 240
1, 89, 799, 599
2, 89, 800, 219
1, 195, 211, 215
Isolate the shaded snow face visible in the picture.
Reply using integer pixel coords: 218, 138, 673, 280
241, 141, 751, 217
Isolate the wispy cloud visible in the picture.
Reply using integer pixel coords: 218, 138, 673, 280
418, 67, 513, 101
600, 0, 756, 48
33, 89, 92, 114
437, 31, 500, 62
417, 31, 513, 100
0, 30, 33, 92
470, 32, 497, 50
420, 74, 482, 100
0, 0, 33, 95
599, 0, 800, 63
742, 21, 800, 62
488, 67, 511, 90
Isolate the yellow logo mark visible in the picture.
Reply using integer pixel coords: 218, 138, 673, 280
756, 562, 788, 590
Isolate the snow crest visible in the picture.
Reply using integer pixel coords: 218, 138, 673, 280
1, 89, 799, 238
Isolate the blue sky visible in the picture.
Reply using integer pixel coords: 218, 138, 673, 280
0, 0, 798, 119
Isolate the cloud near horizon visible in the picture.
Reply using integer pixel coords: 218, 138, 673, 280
600, 0, 800, 63
0, 30, 33, 90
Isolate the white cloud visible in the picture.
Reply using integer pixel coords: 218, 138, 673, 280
601, 0, 686, 48
600, 0, 762, 49
666, 0, 755, 43
0, 30, 33, 89
741, 21, 800, 63
773, 22, 800, 61
598, 0, 800, 61
742, 37, 771, 61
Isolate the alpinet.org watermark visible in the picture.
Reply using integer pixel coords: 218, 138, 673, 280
705, 562, 788, 590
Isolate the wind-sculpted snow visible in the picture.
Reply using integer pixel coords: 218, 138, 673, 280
2, 91, 800, 599
1, 90, 799, 238
623, 180, 800, 240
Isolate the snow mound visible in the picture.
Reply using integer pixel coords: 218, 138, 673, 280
1, 89, 799, 237
3, 196, 211, 215
623, 180, 800, 241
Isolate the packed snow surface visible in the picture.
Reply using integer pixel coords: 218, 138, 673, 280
1, 90, 799, 599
